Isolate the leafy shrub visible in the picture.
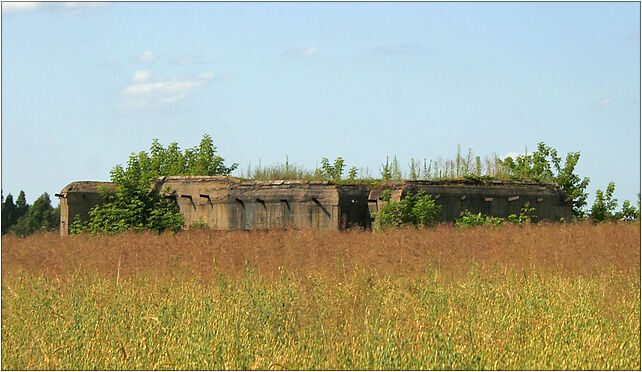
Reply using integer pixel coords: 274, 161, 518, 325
189, 219, 209, 230
74, 135, 235, 234
455, 211, 505, 228
589, 182, 618, 223
506, 202, 537, 224
374, 190, 441, 230
317, 157, 345, 182
498, 142, 590, 218
616, 199, 640, 222
7, 193, 59, 236
590, 182, 640, 223
456, 203, 537, 228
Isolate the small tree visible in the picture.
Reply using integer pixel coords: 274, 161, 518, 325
318, 157, 345, 181
374, 191, 441, 230
589, 182, 618, 223
380, 156, 392, 181
10, 193, 59, 236
347, 166, 358, 181
499, 142, 589, 218
15, 191, 28, 221
589, 183, 640, 223
77, 134, 235, 234
616, 200, 640, 222
1, 193, 17, 234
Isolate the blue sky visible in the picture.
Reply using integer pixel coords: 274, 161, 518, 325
2, 1, 640, 211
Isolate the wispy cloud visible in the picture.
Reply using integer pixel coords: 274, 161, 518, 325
137, 50, 156, 62
132, 70, 151, 82
282, 46, 319, 57
121, 71, 214, 109
2, 2, 106, 14
599, 98, 612, 105
372, 43, 428, 56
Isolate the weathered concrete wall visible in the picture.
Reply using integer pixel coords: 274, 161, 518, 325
57, 177, 572, 235
368, 180, 572, 222
56, 181, 116, 236
58, 177, 371, 235
158, 176, 371, 231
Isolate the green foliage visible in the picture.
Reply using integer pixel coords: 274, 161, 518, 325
379, 156, 403, 181
455, 211, 505, 228
456, 203, 537, 228
243, 159, 321, 180
140, 134, 238, 178
2, 191, 59, 236
347, 166, 358, 181
317, 157, 345, 182
409, 158, 420, 180
589, 182, 618, 223
380, 156, 393, 181
15, 191, 28, 220
498, 143, 590, 218
77, 135, 235, 234
374, 191, 441, 230
2, 193, 17, 234
189, 219, 209, 230
9, 193, 59, 236
616, 200, 640, 222
507, 202, 537, 224
77, 169, 184, 235
589, 182, 640, 223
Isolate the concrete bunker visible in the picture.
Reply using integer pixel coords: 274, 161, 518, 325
368, 179, 572, 222
57, 176, 371, 235
55, 181, 116, 235
57, 177, 572, 236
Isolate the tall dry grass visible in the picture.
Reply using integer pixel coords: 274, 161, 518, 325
3, 222, 638, 283
2, 223, 640, 370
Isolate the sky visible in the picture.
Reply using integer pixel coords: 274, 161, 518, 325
1, 1, 640, 211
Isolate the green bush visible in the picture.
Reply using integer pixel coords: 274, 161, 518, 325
455, 211, 504, 228
316, 157, 345, 181
590, 182, 640, 223
498, 142, 590, 218
73, 134, 235, 234
374, 190, 441, 230
456, 203, 537, 228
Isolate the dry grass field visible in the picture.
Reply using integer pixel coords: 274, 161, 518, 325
2, 222, 640, 369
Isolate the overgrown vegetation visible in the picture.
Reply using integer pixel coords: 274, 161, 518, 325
589, 182, 640, 223
1, 191, 59, 236
373, 190, 442, 230
2, 224, 639, 370
3, 138, 637, 235
497, 143, 590, 219
71, 134, 237, 234
455, 203, 537, 228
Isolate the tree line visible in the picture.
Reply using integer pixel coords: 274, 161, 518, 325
1, 191, 60, 236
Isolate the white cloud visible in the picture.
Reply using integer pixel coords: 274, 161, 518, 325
2, 2, 105, 14
121, 72, 214, 109
282, 46, 319, 57
138, 50, 156, 62
132, 70, 151, 82
599, 98, 612, 105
